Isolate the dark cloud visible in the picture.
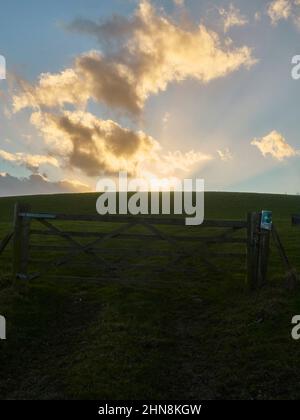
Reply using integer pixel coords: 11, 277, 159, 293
0, 173, 89, 197
31, 110, 157, 177
76, 53, 142, 114
67, 14, 141, 45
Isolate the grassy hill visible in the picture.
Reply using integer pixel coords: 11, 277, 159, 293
0, 191, 300, 399
1, 191, 300, 222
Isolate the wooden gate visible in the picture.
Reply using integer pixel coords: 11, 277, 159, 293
12, 203, 271, 290
0, 232, 13, 256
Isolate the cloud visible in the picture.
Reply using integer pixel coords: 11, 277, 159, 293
0, 149, 59, 173
155, 150, 212, 175
267, 0, 292, 24
162, 112, 171, 125
255, 12, 262, 22
217, 148, 233, 161
30, 110, 158, 177
0, 173, 89, 197
218, 3, 248, 32
30, 110, 211, 179
266, 0, 300, 27
14, 0, 256, 115
173, 0, 185, 6
11, 0, 247, 185
251, 130, 299, 160
13, 68, 89, 112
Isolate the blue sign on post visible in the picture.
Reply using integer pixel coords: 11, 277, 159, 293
261, 210, 273, 231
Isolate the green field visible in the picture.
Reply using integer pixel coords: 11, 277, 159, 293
0, 191, 300, 400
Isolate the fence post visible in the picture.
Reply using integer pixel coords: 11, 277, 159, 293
247, 212, 260, 290
247, 212, 271, 290
257, 228, 271, 288
12, 203, 31, 282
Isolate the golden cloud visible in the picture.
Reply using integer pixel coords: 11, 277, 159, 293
217, 148, 233, 162
30, 110, 159, 176
13, 0, 256, 115
218, 3, 248, 32
29, 110, 211, 178
10, 1, 255, 184
251, 130, 298, 160
267, 0, 295, 25
0, 148, 59, 173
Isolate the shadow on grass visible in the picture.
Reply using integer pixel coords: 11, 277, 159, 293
1, 268, 300, 399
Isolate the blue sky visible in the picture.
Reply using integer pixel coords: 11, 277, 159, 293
0, 0, 300, 195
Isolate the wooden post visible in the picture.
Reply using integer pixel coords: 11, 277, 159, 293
247, 212, 271, 290
12, 202, 21, 280
247, 212, 260, 290
257, 228, 271, 288
12, 203, 31, 282
272, 224, 297, 289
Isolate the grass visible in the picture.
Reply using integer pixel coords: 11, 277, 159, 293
0, 191, 300, 400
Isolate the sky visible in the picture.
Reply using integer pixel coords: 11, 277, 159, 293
0, 0, 300, 196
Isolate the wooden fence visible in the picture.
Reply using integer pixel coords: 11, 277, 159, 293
11, 203, 271, 290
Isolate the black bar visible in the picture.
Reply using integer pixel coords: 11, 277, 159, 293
0, 401, 288, 416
